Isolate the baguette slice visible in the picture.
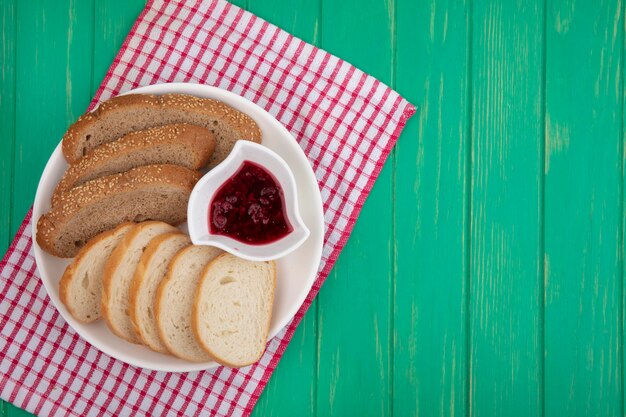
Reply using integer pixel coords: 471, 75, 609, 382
52, 124, 215, 206
193, 253, 276, 367
59, 223, 134, 323
129, 232, 191, 353
36, 164, 199, 258
155, 245, 223, 362
101, 221, 178, 344
62, 93, 261, 166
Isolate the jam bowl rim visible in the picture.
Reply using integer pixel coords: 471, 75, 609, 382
187, 140, 311, 261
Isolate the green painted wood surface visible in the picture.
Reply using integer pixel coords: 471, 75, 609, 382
0, 0, 16, 256
0, 1, 624, 417
315, 1, 395, 416
394, 1, 469, 415
470, 1, 544, 416
544, 1, 623, 415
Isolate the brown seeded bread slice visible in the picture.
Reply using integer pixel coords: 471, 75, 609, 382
52, 124, 215, 206
101, 221, 178, 344
192, 253, 276, 367
155, 245, 223, 362
36, 164, 199, 258
59, 223, 134, 323
129, 232, 191, 353
62, 93, 262, 167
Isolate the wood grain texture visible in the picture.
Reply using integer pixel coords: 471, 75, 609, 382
3, 405, 18, 417
393, 0, 469, 416
248, 0, 319, 43
12, 0, 94, 235
544, 0, 623, 415
4, 1, 626, 416
623, 1, 626, 414
251, 310, 318, 416
0, 0, 16, 255
315, 0, 394, 415
469, 1, 544, 416
92, 0, 146, 95
247, 0, 320, 415
229, 0, 247, 8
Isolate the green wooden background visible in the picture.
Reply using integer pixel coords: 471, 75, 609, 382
0, 0, 624, 416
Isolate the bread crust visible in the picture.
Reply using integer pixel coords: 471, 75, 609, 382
129, 231, 190, 353
101, 223, 143, 343
101, 221, 177, 344
154, 249, 179, 359
154, 247, 188, 360
154, 245, 216, 362
53, 124, 215, 206
62, 95, 161, 162
191, 254, 277, 367
59, 222, 134, 323
62, 93, 261, 163
36, 164, 199, 258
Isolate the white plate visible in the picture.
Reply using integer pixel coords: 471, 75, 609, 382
32, 83, 324, 372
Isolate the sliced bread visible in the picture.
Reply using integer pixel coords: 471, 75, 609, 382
36, 164, 199, 258
129, 232, 191, 353
59, 223, 135, 323
192, 253, 276, 367
62, 93, 262, 167
52, 124, 214, 206
155, 245, 223, 362
101, 221, 178, 344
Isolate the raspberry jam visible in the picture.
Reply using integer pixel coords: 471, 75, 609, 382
209, 161, 292, 244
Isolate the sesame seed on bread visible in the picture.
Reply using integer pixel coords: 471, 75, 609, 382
52, 123, 215, 206
36, 164, 200, 258
62, 93, 262, 167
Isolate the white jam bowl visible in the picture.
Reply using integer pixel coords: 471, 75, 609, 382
188, 140, 310, 261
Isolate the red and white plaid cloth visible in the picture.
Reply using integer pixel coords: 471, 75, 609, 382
0, 0, 415, 415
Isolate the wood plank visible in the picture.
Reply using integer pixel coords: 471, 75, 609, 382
229, 0, 248, 9
469, 1, 544, 415
5, 404, 28, 417
7, 1, 94, 415
3, 2, 136, 416
544, 1, 623, 415
246, 1, 320, 416
315, 0, 395, 415
92, 0, 146, 95
251, 311, 318, 416
12, 0, 94, 235
248, 0, 319, 43
393, 0, 469, 416
0, 0, 16, 254
4, 3, 138, 416
7, 2, 94, 415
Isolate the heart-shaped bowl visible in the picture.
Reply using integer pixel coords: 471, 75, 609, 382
188, 140, 310, 261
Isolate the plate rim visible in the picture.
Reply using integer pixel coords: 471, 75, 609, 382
31, 82, 324, 372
